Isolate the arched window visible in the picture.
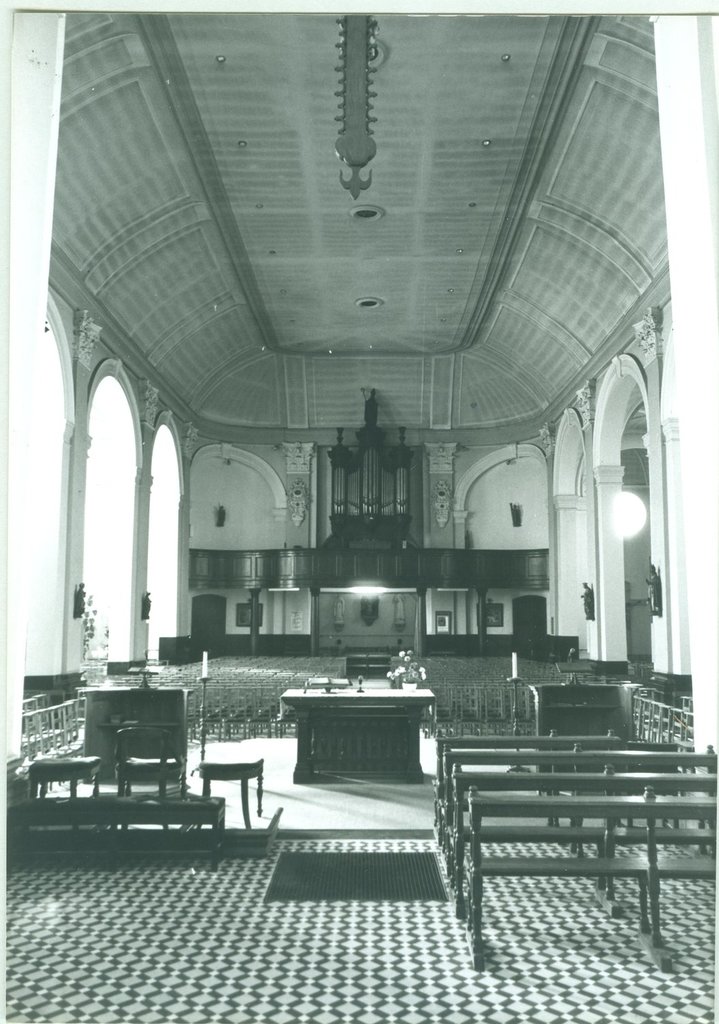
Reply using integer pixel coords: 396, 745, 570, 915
147, 425, 181, 653
84, 377, 136, 664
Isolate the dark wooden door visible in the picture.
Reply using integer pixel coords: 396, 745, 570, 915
191, 594, 226, 659
512, 595, 547, 660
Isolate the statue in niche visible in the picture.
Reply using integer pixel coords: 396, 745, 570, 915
361, 387, 378, 428
73, 583, 86, 619
646, 564, 663, 617
333, 595, 345, 628
581, 582, 595, 621
141, 592, 152, 621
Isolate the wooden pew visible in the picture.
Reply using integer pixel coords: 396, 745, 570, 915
466, 789, 716, 972
8, 794, 226, 869
437, 746, 716, 854
434, 733, 627, 845
445, 768, 717, 918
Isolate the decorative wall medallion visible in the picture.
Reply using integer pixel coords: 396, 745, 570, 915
432, 479, 452, 528
425, 443, 457, 474
72, 310, 102, 369
575, 380, 596, 430
183, 423, 199, 458
538, 422, 556, 457
287, 478, 309, 527
142, 380, 160, 424
281, 441, 315, 474
633, 307, 663, 364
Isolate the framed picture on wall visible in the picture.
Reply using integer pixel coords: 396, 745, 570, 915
236, 602, 263, 628
486, 602, 504, 628
435, 611, 452, 634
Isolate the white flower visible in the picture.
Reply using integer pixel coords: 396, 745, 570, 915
398, 650, 406, 658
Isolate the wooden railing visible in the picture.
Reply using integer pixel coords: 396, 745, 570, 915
21, 698, 84, 759
632, 689, 694, 748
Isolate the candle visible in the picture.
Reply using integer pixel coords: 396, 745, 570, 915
201, 651, 209, 679
511, 652, 518, 678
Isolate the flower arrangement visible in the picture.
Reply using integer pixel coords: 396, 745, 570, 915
387, 649, 427, 690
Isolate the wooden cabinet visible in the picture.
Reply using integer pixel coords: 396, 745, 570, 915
80, 687, 189, 781
531, 683, 637, 740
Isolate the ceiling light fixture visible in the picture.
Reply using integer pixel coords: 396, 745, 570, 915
215, 55, 226, 63
237, 140, 247, 147
482, 139, 492, 146
456, 248, 464, 254
335, 15, 380, 198
355, 297, 383, 308
349, 204, 385, 220
501, 53, 511, 62
468, 202, 477, 207
447, 288, 455, 293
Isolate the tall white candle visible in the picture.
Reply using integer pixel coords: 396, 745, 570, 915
201, 651, 209, 679
511, 652, 518, 678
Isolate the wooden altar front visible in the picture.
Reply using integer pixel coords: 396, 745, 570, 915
280, 688, 435, 783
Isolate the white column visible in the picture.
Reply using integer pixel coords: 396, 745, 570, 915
593, 464, 627, 663
654, 16, 719, 749
643, 353, 671, 674
662, 418, 691, 675
554, 494, 585, 641
131, 450, 153, 663
5, 14, 66, 757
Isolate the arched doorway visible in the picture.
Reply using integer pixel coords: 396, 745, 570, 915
513, 595, 547, 660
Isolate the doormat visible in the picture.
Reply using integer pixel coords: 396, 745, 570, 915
264, 851, 447, 902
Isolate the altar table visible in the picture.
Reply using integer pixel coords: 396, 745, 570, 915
280, 688, 435, 783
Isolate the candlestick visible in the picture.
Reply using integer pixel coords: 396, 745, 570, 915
511, 651, 518, 679
201, 650, 208, 679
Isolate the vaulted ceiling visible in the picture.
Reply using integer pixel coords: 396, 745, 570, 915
50, 12, 668, 444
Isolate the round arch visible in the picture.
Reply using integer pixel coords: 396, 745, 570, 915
553, 407, 586, 497
193, 443, 287, 511
594, 354, 649, 466
454, 442, 546, 511
87, 358, 144, 470
152, 410, 185, 497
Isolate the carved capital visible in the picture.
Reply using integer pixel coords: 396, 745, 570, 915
538, 421, 556, 457
575, 380, 596, 430
72, 310, 102, 369
633, 307, 663, 364
431, 479, 452, 529
281, 441, 315, 474
425, 442, 457, 474
183, 423, 199, 459
287, 478, 310, 527
142, 380, 160, 425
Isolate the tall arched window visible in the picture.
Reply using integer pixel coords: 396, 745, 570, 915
25, 321, 67, 676
84, 377, 136, 664
147, 424, 180, 654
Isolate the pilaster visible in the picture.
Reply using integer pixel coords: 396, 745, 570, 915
424, 443, 457, 547
593, 464, 627, 662
662, 417, 691, 674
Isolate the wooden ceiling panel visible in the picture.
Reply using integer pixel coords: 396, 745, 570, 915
308, 357, 427, 429
200, 355, 282, 427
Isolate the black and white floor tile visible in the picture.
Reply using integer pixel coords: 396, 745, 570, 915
6, 838, 715, 1024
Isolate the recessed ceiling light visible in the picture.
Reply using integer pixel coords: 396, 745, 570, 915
237, 140, 248, 147
349, 205, 385, 220
501, 53, 511, 62
456, 248, 464, 254
440, 318, 447, 323
268, 249, 276, 255
328, 349, 333, 354
255, 203, 264, 208
482, 139, 492, 147
468, 202, 477, 208
447, 288, 455, 293
355, 297, 384, 308
216, 55, 226, 63
279, 288, 287, 295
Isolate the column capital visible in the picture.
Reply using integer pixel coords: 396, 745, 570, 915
281, 441, 315, 474
72, 310, 102, 370
425, 442, 457, 474
593, 464, 625, 486
662, 416, 681, 443
575, 380, 596, 430
554, 493, 585, 512
182, 423, 199, 459
141, 380, 160, 425
633, 306, 664, 364
538, 421, 556, 457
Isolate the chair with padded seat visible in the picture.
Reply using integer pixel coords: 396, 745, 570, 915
115, 726, 187, 798
29, 755, 101, 799
197, 758, 263, 829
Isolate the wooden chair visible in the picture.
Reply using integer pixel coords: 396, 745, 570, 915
197, 758, 263, 829
115, 726, 187, 798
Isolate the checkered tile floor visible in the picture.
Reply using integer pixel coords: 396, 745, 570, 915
5, 839, 715, 1024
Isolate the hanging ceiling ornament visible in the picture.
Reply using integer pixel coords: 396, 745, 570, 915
334, 16, 379, 199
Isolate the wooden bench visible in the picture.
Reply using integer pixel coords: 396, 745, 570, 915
437, 745, 717, 852
465, 789, 716, 972
8, 794, 226, 869
444, 767, 717, 918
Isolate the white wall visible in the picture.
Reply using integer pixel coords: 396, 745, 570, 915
190, 450, 282, 550
467, 457, 549, 549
